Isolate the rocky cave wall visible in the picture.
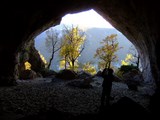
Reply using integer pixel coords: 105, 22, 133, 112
0, 0, 160, 88
15, 39, 45, 80
94, 0, 158, 84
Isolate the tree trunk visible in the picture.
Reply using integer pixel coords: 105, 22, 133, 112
64, 55, 67, 69
47, 52, 54, 69
136, 55, 140, 69
108, 61, 111, 69
72, 60, 75, 70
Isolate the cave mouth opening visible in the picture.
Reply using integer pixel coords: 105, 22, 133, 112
34, 9, 140, 76
1, 0, 160, 118
0, 6, 156, 118
16, 9, 152, 95
14, 9, 154, 111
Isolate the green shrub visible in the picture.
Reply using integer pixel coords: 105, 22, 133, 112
119, 64, 139, 74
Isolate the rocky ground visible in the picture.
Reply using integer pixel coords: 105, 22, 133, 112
0, 76, 155, 120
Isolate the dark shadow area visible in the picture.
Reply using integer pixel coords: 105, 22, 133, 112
15, 97, 152, 120
1, 1, 160, 120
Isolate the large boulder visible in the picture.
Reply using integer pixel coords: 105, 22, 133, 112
77, 71, 92, 79
56, 69, 77, 80
123, 69, 143, 91
40, 69, 57, 78
96, 71, 103, 77
81, 76, 94, 88
111, 96, 149, 117
113, 75, 123, 82
67, 79, 93, 89
19, 70, 38, 80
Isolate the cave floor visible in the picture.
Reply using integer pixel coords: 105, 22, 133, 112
0, 77, 155, 120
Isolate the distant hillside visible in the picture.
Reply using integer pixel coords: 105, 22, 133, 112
35, 27, 133, 71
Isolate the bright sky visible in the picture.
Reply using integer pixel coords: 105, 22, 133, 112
60, 9, 114, 29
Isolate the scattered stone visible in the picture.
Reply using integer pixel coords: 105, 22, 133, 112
0, 77, 154, 119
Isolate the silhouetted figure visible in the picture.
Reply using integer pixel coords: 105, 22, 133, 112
101, 68, 114, 107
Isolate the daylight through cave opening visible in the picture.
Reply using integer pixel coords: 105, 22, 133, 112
13, 9, 153, 115
1, 1, 160, 118
34, 9, 141, 76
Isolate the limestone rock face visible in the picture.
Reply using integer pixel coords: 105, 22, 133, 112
0, 0, 160, 89
16, 39, 45, 79
28, 40, 45, 73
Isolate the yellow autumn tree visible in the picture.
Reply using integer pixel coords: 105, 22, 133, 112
121, 54, 133, 65
94, 34, 122, 70
121, 45, 140, 69
82, 62, 97, 75
59, 25, 86, 71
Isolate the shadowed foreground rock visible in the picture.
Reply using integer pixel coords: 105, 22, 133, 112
110, 97, 150, 116
0, 78, 154, 120
18, 97, 151, 120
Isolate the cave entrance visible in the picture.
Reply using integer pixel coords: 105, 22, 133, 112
21, 9, 154, 110
0, 5, 155, 118
34, 9, 140, 75
17, 9, 148, 92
